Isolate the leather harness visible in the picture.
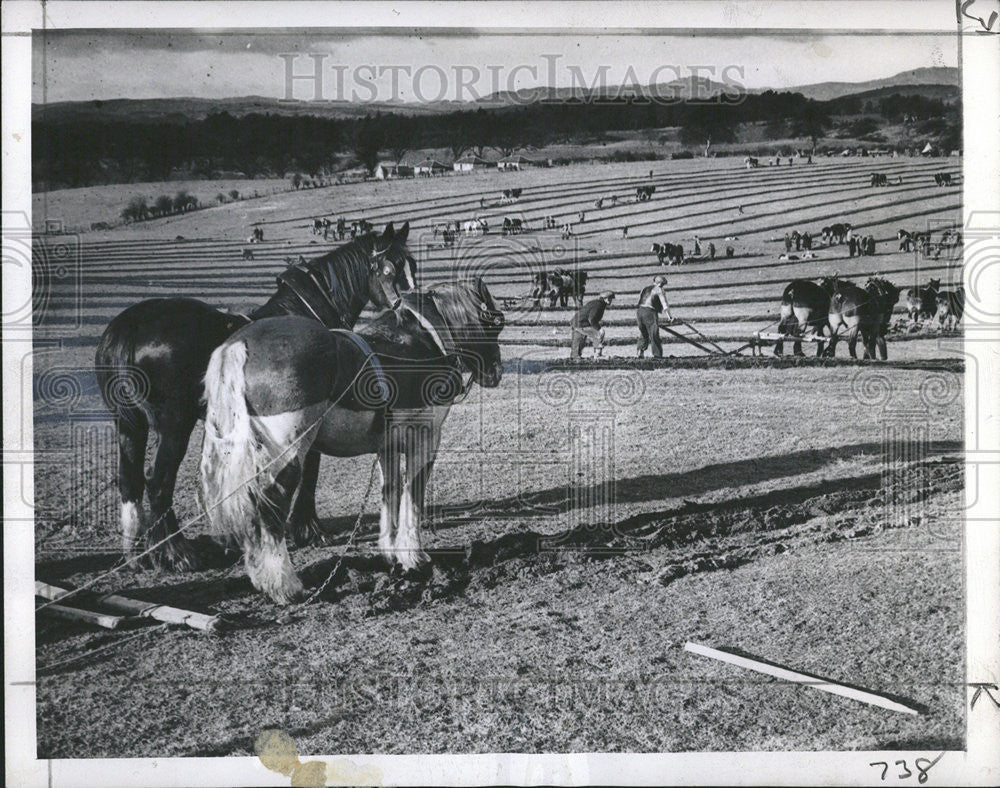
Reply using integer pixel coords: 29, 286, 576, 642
277, 245, 391, 329
327, 329, 391, 407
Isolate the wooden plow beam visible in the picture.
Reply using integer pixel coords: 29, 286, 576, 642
36, 581, 222, 632
749, 330, 825, 356
660, 318, 734, 356
755, 331, 824, 343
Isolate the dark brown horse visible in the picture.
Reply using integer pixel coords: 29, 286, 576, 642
863, 276, 902, 360
95, 224, 415, 570
774, 278, 837, 357
199, 279, 504, 603
905, 278, 941, 321
935, 285, 965, 330
825, 276, 895, 359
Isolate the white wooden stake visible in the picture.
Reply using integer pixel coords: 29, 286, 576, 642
36, 581, 221, 632
683, 641, 920, 715
38, 601, 126, 630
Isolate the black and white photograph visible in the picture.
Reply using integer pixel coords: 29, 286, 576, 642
4, 1, 999, 785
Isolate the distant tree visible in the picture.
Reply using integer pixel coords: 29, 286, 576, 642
352, 116, 385, 175
838, 96, 862, 115
291, 173, 302, 190
763, 117, 788, 140
468, 109, 493, 159
491, 122, 521, 158
440, 113, 471, 162
383, 114, 412, 165
121, 196, 149, 223
843, 117, 880, 138
154, 195, 174, 216
790, 101, 830, 155
173, 190, 193, 213
679, 110, 736, 156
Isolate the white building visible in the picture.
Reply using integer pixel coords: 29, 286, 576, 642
497, 155, 535, 171
414, 159, 449, 176
453, 155, 491, 172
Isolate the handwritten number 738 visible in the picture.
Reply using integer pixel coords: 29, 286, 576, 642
870, 753, 944, 783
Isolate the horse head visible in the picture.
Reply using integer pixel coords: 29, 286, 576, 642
819, 275, 841, 295
369, 221, 415, 309
429, 278, 505, 389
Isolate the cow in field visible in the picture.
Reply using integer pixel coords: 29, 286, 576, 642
869, 172, 888, 187
636, 185, 656, 202
934, 173, 953, 186
744, 156, 759, 169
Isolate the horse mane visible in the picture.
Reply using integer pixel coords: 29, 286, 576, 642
305, 234, 378, 320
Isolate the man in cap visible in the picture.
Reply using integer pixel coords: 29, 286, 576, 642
570, 290, 615, 358
636, 275, 674, 358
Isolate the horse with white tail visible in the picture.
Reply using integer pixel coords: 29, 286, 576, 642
199, 279, 505, 604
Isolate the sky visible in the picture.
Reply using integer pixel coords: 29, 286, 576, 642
32, 31, 958, 104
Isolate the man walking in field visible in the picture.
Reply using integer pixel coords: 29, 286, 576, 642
570, 290, 615, 358
636, 275, 674, 358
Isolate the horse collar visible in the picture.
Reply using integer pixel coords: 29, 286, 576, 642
399, 302, 453, 356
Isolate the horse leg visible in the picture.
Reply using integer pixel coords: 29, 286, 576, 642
394, 413, 444, 571
792, 323, 806, 357
244, 459, 305, 604
116, 413, 149, 555
812, 324, 826, 358
289, 450, 324, 546
876, 331, 888, 361
144, 417, 200, 571
825, 330, 839, 358
847, 325, 860, 359
377, 441, 402, 563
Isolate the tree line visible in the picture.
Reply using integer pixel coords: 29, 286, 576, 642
33, 90, 955, 189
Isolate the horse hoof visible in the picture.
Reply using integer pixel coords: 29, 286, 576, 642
164, 537, 201, 572
143, 541, 199, 573
290, 515, 327, 547
267, 579, 306, 606
397, 549, 430, 573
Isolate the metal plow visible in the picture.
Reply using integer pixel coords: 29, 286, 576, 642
661, 317, 745, 356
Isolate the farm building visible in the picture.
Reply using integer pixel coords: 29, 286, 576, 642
453, 155, 492, 172
374, 163, 414, 180
414, 159, 449, 176
497, 155, 536, 171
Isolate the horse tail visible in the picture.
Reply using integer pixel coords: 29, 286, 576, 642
95, 310, 149, 430
199, 340, 266, 547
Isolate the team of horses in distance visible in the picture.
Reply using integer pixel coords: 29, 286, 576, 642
94, 160, 961, 603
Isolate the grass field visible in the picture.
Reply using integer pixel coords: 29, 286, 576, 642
32, 154, 965, 757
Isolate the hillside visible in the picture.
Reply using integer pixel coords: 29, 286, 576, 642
767, 66, 959, 101
33, 67, 961, 127
32, 95, 461, 124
